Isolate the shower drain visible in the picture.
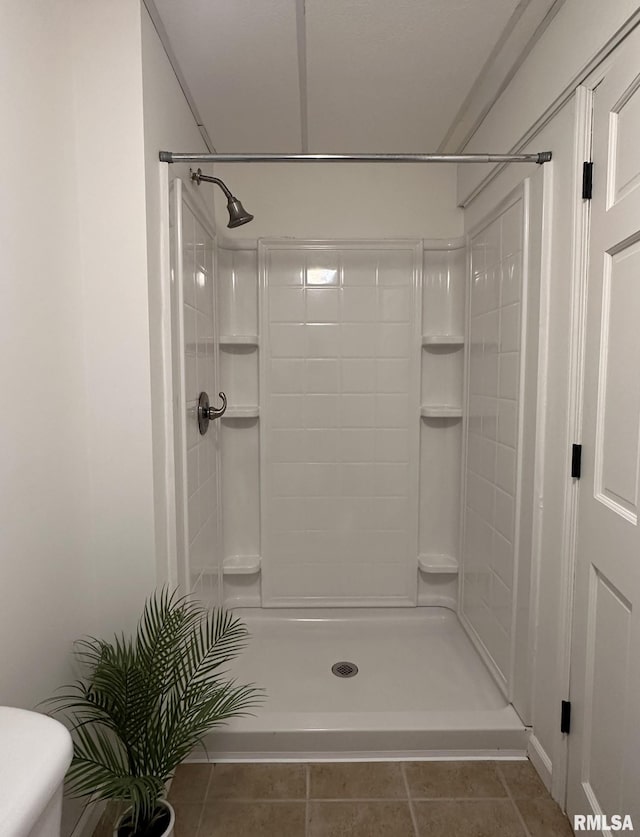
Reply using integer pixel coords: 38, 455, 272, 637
331, 661, 358, 678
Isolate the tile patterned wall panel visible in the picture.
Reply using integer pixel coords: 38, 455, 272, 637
462, 196, 524, 688
418, 247, 465, 576
260, 242, 421, 606
180, 199, 221, 601
216, 247, 261, 606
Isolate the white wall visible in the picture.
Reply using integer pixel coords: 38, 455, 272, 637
1, 4, 187, 830
71, 0, 157, 637
215, 163, 463, 240
0, 0, 93, 711
458, 0, 640, 203
0, 0, 172, 699
140, 4, 215, 588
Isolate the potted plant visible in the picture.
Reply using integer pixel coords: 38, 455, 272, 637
47, 589, 263, 837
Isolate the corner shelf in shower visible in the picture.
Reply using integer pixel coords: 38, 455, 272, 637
219, 334, 259, 347
422, 334, 464, 346
418, 553, 459, 574
223, 555, 261, 575
420, 405, 462, 419
221, 406, 260, 419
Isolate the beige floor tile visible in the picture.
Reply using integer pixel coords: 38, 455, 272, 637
168, 764, 212, 803
91, 759, 567, 837
516, 798, 575, 837
413, 799, 527, 836
498, 760, 548, 798
171, 802, 203, 837
308, 801, 415, 837
404, 761, 507, 798
198, 801, 306, 836
207, 763, 306, 799
309, 762, 407, 798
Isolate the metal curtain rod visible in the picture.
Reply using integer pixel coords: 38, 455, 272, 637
159, 151, 552, 164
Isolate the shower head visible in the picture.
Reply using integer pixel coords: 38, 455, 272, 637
190, 168, 254, 228
225, 196, 254, 228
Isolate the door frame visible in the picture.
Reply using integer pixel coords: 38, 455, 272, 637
554, 52, 627, 806
546, 81, 593, 806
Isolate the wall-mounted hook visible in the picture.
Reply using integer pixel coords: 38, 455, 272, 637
197, 391, 227, 435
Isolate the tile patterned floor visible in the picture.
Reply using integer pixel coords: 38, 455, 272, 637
94, 760, 574, 836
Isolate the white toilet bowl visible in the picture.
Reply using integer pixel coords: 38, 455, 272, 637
0, 706, 73, 837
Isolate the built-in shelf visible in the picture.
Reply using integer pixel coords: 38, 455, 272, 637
222, 406, 260, 419
219, 334, 259, 347
422, 334, 464, 346
223, 555, 261, 575
418, 554, 459, 574
420, 405, 462, 418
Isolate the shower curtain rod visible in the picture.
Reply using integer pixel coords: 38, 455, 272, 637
159, 151, 552, 164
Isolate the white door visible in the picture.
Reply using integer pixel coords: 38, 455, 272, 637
169, 178, 223, 602
567, 32, 640, 831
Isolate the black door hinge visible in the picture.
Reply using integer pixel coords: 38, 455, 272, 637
561, 700, 571, 734
582, 162, 593, 199
571, 444, 582, 479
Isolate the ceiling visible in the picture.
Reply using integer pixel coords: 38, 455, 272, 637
148, 0, 560, 153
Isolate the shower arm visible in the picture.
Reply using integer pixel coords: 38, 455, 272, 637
162, 151, 552, 164
190, 169, 234, 200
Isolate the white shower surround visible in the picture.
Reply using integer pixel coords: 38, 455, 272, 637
216, 237, 468, 609
170, 179, 222, 602
259, 240, 422, 606
460, 181, 532, 705
190, 230, 534, 758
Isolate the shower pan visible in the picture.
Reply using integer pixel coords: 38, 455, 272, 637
168, 164, 541, 761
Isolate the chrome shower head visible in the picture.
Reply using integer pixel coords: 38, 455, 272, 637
190, 168, 254, 228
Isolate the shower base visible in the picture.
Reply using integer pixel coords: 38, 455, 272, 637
205, 606, 527, 761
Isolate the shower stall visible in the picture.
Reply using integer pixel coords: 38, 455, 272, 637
168, 163, 542, 761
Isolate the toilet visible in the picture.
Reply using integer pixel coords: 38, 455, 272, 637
0, 706, 73, 837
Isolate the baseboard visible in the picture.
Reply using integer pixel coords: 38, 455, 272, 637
183, 749, 528, 763
527, 733, 553, 792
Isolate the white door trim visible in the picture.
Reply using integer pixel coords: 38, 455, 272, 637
547, 83, 594, 805
551, 55, 624, 808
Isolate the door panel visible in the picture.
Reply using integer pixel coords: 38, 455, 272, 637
597, 242, 640, 522
567, 28, 640, 830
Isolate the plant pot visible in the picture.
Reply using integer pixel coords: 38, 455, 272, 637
113, 800, 175, 837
